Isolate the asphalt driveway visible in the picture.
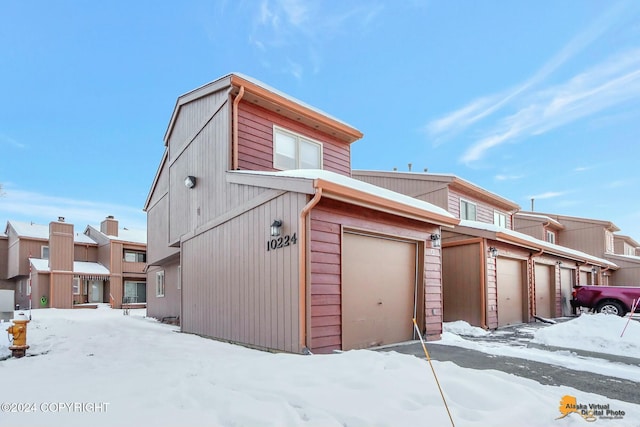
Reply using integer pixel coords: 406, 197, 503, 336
381, 321, 640, 405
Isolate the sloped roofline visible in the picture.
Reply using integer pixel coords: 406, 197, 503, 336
514, 212, 565, 230
163, 73, 363, 146
143, 148, 168, 212
352, 170, 520, 212
613, 234, 640, 248
454, 220, 617, 268
227, 170, 459, 227
518, 211, 620, 232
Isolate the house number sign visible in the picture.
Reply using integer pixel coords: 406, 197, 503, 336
267, 233, 298, 251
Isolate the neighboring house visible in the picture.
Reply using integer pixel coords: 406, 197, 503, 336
514, 212, 637, 286
144, 73, 459, 354
614, 235, 640, 257
85, 216, 147, 307
4, 216, 146, 309
353, 170, 616, 328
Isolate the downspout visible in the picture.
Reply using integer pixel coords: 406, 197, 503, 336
528, 248, 544, 320
479, 239, 488, 329
232, 86, 245, 171
299, 186, 323, 352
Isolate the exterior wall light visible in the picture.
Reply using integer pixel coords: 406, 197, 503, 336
430, 233, 441, 248
184, 176, 196, 189
488, 247, 499, 258
270, 220, 283, 237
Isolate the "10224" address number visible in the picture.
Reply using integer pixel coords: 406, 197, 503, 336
267, 233, 298, 251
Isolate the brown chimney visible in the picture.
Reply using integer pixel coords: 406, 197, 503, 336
101, 215, 118, 237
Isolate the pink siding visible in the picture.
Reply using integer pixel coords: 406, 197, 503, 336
309, 199, 440, 353
237, 102, 351, 176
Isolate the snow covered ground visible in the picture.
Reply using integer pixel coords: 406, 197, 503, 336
0, 308, 638, 427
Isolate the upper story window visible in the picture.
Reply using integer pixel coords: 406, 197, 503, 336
545, 230, 556, 244
273, 126, 323, 170
41, 246, 49, 260
605, 231, 614, 254
124, 250, 146, 263
460, 199, 477, 221
494, 211, 507, 228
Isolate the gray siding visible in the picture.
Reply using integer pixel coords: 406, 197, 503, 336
555, 219, 605, 257
168, 90, 231, 243
181, 191, 307, 353
513, 217, 545, 241
147, 194, 178, 265
351, 173, 449, 209
147, 262, 181, 321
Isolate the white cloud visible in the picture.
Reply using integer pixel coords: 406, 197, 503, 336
426, 2, 620, 142
0, 188, 146, 231
0, 134, 26, 149
460, 48, 640, 163
494, 174, 524, 181
527, 191, 567, 200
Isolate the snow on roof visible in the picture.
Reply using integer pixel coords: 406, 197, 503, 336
458, 220, 617, 267
604, 253, 640, 263
29, 258, 110, 275
97, 227, 146, 244
231, 73, 357, 130
8, 221, 97, 244
231, 169, 456, 221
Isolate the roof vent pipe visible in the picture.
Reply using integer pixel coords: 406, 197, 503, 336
58, 216, 65, 222
531, 198, 535, 211
408, 163, 412, 172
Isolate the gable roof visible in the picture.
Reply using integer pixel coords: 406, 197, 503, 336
143, 148, 168, 211
454, 220, 617, 268
227, 169, 459, 227
514, 212, 565, 230
352, 170, 520, 212
613, 234, 640, 248
6, 221, 97, 244
164, 73, 363, 146
517, 211, 620, 232
85, 225, 147, 245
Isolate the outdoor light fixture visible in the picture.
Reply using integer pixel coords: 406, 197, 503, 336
184, 176, 196, 189
591, 266, 597, 274
488, 247, 499, 258
430, 233, 441, 248
270, 220, 283, 237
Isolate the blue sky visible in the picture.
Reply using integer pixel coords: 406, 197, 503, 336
1, 0, 640, 240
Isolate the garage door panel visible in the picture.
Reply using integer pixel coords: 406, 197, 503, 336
534, 264, 552, 318
342, 233, 416, 350
497, 258, 525, 327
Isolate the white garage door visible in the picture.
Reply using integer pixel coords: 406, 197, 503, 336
342, 232, 417, 350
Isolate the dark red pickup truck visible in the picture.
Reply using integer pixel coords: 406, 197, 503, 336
571, 285, 640, 316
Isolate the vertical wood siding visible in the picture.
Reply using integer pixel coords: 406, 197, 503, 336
237, 102, 351, 176
513, 217, 545, 240
351, 173, 450, 209
309, 198, 440, 353
168, 90, 231, 243
181, 192, 305, 353
147, 262, 181, 321
554, 219, 606, 256
147, 194, 179, 264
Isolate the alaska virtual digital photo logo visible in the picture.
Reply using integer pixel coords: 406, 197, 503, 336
556, 395, 626, 422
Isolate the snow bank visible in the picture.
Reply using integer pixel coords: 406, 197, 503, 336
531, 313, 640, 357
0, 309, 638, 427
443, 320, 490, 337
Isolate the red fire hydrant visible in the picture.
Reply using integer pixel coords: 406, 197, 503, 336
6, 312, 30, 358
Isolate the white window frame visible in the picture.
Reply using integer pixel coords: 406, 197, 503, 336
124, 250, 146, 262
546, 230, 556, 244
493, 211, 507, 228
156, 271, 165, 298
273, 126, 323, 170
72, 277, 80, 295
41, 246, 49, 260
460, 199, 477, 221
604, 231, 614, 254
